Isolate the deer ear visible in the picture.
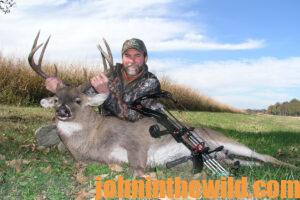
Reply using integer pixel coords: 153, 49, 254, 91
85, 93, 109, 106
40, 97, 58, 108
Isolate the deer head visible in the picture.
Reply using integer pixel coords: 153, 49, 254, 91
40, 87, 108, 121
28, 31, 111, 121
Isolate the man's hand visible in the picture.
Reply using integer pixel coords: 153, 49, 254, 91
45, 77, 64, 93
91, 73, 110, 94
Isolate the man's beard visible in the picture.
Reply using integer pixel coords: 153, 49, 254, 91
124, 63, 144, 76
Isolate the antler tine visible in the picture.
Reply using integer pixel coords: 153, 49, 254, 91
38, 35, 50, 70
97, 38, 114, 76
97, 44, 111, 65
31, 30, 40, 51
28, 31, 55, 79
97, 44, 108, 73
102, 38, 114, 67
101, 52, 109, 74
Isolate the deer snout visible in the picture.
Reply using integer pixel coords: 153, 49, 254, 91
56, 104, 72, 120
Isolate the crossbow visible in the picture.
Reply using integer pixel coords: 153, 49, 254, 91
130, 90, 230, 177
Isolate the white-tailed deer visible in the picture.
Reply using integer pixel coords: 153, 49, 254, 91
28, 32, 297, 177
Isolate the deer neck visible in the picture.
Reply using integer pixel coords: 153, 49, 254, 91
56, 106, 103, 138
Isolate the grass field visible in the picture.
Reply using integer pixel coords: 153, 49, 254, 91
0, 104, 299, 199
0, 56, 240, 113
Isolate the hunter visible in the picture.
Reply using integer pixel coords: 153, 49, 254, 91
37, 38, 161, 147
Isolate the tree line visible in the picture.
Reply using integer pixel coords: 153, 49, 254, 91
267, 99, 300, 116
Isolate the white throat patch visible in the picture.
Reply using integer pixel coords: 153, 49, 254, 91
57, 121, 83, 137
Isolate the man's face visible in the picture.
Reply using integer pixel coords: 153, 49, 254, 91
122, 48, 148, 76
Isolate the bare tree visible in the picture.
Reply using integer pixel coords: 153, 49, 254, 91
0, 0, 15, 14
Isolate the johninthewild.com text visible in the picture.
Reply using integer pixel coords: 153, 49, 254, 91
95, 176, 299, 199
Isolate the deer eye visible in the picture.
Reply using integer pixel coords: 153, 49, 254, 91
53, 97, 58, 104
74, 97, 81, 104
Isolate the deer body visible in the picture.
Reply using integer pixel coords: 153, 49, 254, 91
41, 88, 296, 176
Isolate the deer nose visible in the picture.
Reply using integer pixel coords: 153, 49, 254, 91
56, 105, 71, 118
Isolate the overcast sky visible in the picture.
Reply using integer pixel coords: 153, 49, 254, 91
1, 0, 300, 109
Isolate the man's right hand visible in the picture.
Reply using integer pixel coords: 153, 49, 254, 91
45, 77, 63, 93
91, 73, 110, 94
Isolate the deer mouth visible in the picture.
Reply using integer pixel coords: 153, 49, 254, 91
56, 104, 73, 121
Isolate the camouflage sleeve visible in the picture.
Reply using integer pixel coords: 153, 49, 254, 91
126, 77, 161, 121
103, 77, 161, 121
124, 77, 161, 104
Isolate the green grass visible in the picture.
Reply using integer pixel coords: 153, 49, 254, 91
176, 111, 300, 157
0, 105, 299, 199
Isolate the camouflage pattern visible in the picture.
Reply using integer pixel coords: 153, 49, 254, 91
122, 38, 148, 56
86, 63, 161, 121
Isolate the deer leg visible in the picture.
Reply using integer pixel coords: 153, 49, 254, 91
221, 142, 298, 168
221, 142, 270, 162
127, 147, 148, 177
35, 124, 61, 147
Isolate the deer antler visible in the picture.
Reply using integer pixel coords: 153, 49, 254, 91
28, 31, 57, 79
97, 38, 114, 77
79, 39, 115, 93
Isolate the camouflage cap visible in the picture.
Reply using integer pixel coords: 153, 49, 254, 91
121, 38, 147, 56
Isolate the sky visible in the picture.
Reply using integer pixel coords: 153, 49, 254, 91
1, 0, 300, 109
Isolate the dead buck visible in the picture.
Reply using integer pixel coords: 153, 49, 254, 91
28, 32, 297, 177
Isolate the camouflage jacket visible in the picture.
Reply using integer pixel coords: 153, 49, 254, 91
87, 63, 161, 121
